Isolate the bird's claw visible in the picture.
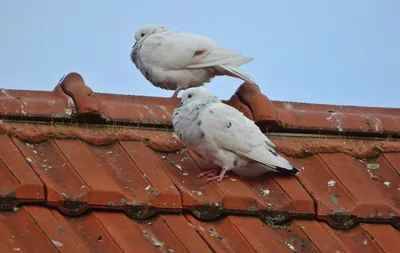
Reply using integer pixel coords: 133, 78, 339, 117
206, 173, 218, 178
206, 175, 229, 183
199, 168, 228, 183
198, 169, 218, 178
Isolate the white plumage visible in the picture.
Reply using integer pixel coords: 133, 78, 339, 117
172, 87, 299, 182
130, 25, 256, 98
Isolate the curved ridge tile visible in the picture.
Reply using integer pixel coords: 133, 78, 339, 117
224, 93, 254, 120
95, 93, 179, 125
273, 103, 400, 135
59, 72, 102, 115
0, 85, 76, 119
231, 82, 400, 136
234, 82, 277, 122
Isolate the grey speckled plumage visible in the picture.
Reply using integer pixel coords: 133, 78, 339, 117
172, 87, 299, 182
130, 25, 256, 98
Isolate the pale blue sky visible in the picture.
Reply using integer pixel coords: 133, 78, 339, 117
1, 1, 399, 107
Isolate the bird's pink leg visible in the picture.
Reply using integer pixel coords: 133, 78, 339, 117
171, 88, 181, 98
198, 169, 218, 178
206, 168, 228, 183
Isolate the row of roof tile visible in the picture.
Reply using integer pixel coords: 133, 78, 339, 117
1, 72, 400, 136
1, 206, 399, 253
0, 125, 399, 229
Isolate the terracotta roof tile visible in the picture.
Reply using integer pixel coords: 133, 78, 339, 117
158, 147, 314, 220
9, 135, 182, 217
1, 71, 399, 252
60, 72, 180, 125
0, 124, 398, 229
0, 135, 45, 209
0, 85, 76, 120
2, 206, 400, 253
234, 81, 400, 136
3, 72, 399, 137
293, 153, 400, 228
59, 73, 102, 115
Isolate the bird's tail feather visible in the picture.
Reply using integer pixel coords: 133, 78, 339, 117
218, 65, 256, 84
226, 56, 254, 67
272, 164, 299, 175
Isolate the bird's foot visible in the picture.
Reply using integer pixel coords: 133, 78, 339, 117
206, 168, 228, 183
198, 169, 218, 178
206, 175, 229, 183
171, 88, 181, 98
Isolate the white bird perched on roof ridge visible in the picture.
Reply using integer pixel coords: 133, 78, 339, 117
130, 25, 256, 98
172, 86, 299, 183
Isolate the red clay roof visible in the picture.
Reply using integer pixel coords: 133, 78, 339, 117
1, 72, 399, 252
2, 206, 400, 253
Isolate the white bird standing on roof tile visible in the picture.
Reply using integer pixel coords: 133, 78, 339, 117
130, 25, 256, 98
172, 86, 299, 183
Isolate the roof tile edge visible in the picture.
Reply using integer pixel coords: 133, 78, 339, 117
232, 82, 400, 136
59, 72, 102, 115
1, 73, 400, 136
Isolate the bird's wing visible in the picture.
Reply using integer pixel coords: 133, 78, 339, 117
140, 31, 253, 70
200, 103, 293, 170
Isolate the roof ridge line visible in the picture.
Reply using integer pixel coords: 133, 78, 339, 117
1, 72, 399, 137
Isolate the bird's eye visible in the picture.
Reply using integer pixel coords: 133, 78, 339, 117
141, 33, 145, 37
188, 93, 193, 98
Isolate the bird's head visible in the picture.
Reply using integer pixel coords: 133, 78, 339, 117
134, 25, 167, 43
177, 87, 220, 108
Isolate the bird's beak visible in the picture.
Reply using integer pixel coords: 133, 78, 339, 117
133, 42, 137, 48
177, 101, 183, 108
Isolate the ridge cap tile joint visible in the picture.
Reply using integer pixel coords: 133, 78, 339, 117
234, 82, 279, 127
58, 72, 105, 121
